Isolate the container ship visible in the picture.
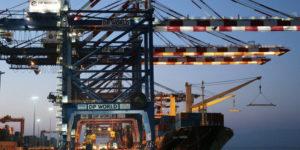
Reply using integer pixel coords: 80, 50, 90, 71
154, 113, 233, 150
152, 77, 263, 149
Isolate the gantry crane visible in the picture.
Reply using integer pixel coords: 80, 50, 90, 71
0, 115, 25, 137
154, 82, 200, 118
0, 0, 298, 149
75, 118, 140, 149
0, 115, 25, 146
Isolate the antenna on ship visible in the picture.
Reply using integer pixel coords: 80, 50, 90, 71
200, 80, 208, 126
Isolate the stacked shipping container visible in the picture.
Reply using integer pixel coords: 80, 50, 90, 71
175, 113, 224, 129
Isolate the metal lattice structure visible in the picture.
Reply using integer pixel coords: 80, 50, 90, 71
0, 0, 299, 149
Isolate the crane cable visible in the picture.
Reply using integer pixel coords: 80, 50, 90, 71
247, 0, 294, 18
13, 33, 46, 48
172, 32, 195, 47
191, 0, 252, 46
191, 0, 212, 18
154, 10, 166, 21
191, 76, 260, 86
0, 1, 28, 15
191, 0, 284, 46
153, 1, 186, 19
231, 0, 272, 17
154, 32, 176, 47
153, 4, 210, 47
175, 32, 210, 47
191, 0, 223, 19
88, 0, 124, 18
154, 82, 181, 94
207, 31, 249, 47
154, 10, 208, 47
99, 0, 123, 11
248, 81, 276, 107
123, 73, 161, 94
154, 0, 249, 47
231, 0, 294, 18
153, 6, 182, 19
123, 73, 181, 94
154, 13, 179, 47
154, 33, 174, 46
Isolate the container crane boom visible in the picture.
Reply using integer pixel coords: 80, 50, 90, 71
0, 46, 288, 61
154, 46, 289, 57
192, 76, 262, 109
192, 94, 235, 111
153, 57, 270, 65
155, 18, 300, 32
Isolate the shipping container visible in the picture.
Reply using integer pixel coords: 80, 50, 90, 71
156, 116, 176, 136
175, 113, 224, 129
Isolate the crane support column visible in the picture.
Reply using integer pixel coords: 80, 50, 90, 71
169, 95, 177, 116
185, 82, 193, 113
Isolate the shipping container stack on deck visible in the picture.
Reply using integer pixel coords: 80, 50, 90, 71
175, 113, 224, 129
156, 112, 224, 138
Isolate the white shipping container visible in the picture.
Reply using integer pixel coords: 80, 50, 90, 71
29, 0, 64, 13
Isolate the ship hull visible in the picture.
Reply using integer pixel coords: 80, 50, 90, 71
157, 126, 233, 150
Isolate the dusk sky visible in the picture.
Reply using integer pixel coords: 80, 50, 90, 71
0, 0, 300, 149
